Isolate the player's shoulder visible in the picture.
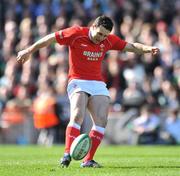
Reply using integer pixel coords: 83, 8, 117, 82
70, 25, 88, 35
107, 33, 119, 40
107, 34, 126, 44
104, 34, 119, 45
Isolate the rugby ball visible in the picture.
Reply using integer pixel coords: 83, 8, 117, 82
70, 134, 91, 160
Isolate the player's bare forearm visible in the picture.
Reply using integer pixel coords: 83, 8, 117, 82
123, 42, 159, 55
17, 33, 56, 64
28, 33, 55, 53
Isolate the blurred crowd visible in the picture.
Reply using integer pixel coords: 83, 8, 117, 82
0, 0, 179, 145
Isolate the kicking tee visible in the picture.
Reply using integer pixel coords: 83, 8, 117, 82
55, 26, 127, 81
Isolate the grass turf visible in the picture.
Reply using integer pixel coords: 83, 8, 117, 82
0, 145, 179, 176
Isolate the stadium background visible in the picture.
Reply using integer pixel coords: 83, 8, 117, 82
0, 0, 179, 145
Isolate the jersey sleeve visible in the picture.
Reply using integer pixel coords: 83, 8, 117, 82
108, 34, 127, 51
55, 26, 80, 46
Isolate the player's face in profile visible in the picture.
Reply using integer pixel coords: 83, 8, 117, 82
90, 25, 111, 44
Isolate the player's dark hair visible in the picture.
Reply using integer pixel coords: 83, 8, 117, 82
94, 15, 113, 32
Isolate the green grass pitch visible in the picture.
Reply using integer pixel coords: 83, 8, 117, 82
0, 145, 179, 176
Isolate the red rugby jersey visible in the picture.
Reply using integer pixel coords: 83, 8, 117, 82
55, 26, 127, 81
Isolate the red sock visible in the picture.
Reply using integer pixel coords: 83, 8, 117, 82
83, 130, 104, 162
64, 126, 80, 153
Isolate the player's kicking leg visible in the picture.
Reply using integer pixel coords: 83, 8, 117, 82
60, 92, 88, 167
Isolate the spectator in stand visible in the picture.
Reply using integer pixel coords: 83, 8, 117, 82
141, 77, 156, 106
32, 83, 60, 146
158, 80, 179, 109
122, 80, 145, 108
105, 50, 126, 108
2, 20, 17, 60
16, 18, 32, 52
1, 83, 31, 122
129, 104, 160, 144
151, 66, 166, 94
155, 21, 179, 71
160, 108, 180, 144
0, 56, 17, 98
55, 67, 70, 143
172, 60, 180, 90
170, 16, 180, 46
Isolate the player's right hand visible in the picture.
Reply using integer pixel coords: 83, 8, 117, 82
17, 49, 31, 64
151, 47, 160, 56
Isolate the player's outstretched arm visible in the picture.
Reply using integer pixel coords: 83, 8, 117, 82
123, 42, 159, 55
17, 33, 56, 64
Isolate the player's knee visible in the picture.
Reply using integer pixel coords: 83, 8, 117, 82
102, 118, 108, 127
71, 109, 84, 124
96, 115, 108, 127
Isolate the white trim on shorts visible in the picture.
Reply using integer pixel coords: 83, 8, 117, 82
67, 79, 110, 99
